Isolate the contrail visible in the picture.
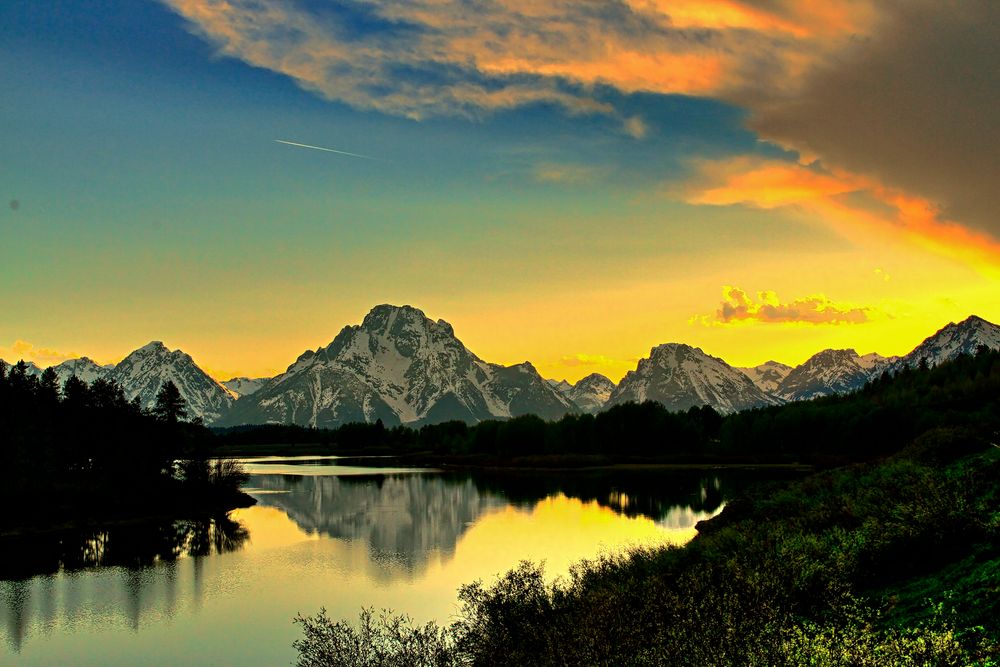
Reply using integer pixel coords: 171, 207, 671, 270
274, 139, 376, 160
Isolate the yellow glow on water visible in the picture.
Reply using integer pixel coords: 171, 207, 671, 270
449, 494, 703, 581
230, 505, 320, 551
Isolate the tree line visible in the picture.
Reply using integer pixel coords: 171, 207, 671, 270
0, 361, 249, 524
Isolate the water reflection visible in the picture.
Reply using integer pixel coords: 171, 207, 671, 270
249, 473, 505, 580
0, 515, 248, 653
0, 465, 786, 665
246, 469, 730, 581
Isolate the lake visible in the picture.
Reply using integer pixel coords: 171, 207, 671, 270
0, 457, 787, 666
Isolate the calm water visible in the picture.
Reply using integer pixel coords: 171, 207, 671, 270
1, 458, 781, 666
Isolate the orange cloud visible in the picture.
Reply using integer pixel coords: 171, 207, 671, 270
161, 0, 856, 118
680, 157, 1000, 275
696, 286, 877, 325
162, 0, 998, 257
4, 340, 79, 366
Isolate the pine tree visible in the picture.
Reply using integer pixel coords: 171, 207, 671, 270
152, 380, 188, 423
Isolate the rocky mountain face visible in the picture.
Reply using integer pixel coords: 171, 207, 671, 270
221, 376, 269, 398
549, 373, 616, 414
774, 349, 894, 401
606, 343, 781, 415
109, 342, 235, 423
51, 357, 113, 385
894, 315, 1000, 370
737, 361, 792, 394
217, 305, 575, 428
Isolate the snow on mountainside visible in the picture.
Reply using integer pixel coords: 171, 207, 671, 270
606, 343, 781, 415
222, 376, 269, 398
894, 315, 1000, 370
737, 361, 792, 394
109, 342, 234, 423
1, 359, 42, 377
776, 349, 894, 401
549, 373, 615, 414
217, 305, 574, 429
51, 357, 113, 385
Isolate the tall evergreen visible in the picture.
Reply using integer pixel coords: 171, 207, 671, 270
153, 380, 188, 423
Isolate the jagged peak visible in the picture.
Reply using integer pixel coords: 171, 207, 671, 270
576, 372, 614, 388
362, 303, 427, 326
135, 340, 169, 354
804, 348, 860, 362
650, 342, 697, 354
955, 314, 990, 327
647, 342, 718, 365
507, 361, 539, 374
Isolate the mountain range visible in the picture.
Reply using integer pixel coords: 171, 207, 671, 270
3, 308, 998, 426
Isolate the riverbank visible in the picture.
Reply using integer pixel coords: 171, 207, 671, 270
215, 442, 816, 472
293, 433, 1000, 665
0, 483, 256, 540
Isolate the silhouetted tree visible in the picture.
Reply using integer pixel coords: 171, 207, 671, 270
39, 367, 60, 403
152, 380, 187, 423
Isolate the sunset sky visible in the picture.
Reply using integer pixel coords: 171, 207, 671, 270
2, 0, 998, 382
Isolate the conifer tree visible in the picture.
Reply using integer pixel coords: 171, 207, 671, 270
153, 380, 187, 423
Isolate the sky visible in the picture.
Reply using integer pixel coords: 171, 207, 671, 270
2, 0, 998, 383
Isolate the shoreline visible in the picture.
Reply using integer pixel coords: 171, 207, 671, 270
0, 490, 257, 540
220, 445, 816, 473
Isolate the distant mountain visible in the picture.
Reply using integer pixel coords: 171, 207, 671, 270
217, 305, 574, 428
775, 349, 895, 401
606, 343, 781, 414
51, 357, 113, 385
0, 359, 42, 377
109, 342, 235, 423
221, 376, 269, 398
894, 315, 1000, 370
737, 361, 792, 394
549, 373, 615, 414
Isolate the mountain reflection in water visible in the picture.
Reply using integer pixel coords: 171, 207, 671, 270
248, 473, 506, 580
246, 469, 728, 580
0, 464, 781, 665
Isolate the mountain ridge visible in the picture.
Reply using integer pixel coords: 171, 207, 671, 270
4, 313, 997, 425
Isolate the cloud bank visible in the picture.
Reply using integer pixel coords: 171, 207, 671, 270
3, 340, 79, 366
162, 0, 1000, 245
697, 286, 877, 325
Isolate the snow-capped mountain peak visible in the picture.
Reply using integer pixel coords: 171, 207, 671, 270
607, 343, 780, 414
109, 341, 234, 422
776, 348, 894, 401
895, 315, 1000, 369
51, 357, 112, 385
737, 360, 793, 394
218, 304, 574, 429
222, 376, 269, 398
549, 373, 616, 414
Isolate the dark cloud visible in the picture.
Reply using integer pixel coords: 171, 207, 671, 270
747, 0, 1000, 238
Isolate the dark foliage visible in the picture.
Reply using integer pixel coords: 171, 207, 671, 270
0, 361, 250, 530
296, 444, 1000, 666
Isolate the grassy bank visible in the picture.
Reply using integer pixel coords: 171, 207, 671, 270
294, 430, 1000, 666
